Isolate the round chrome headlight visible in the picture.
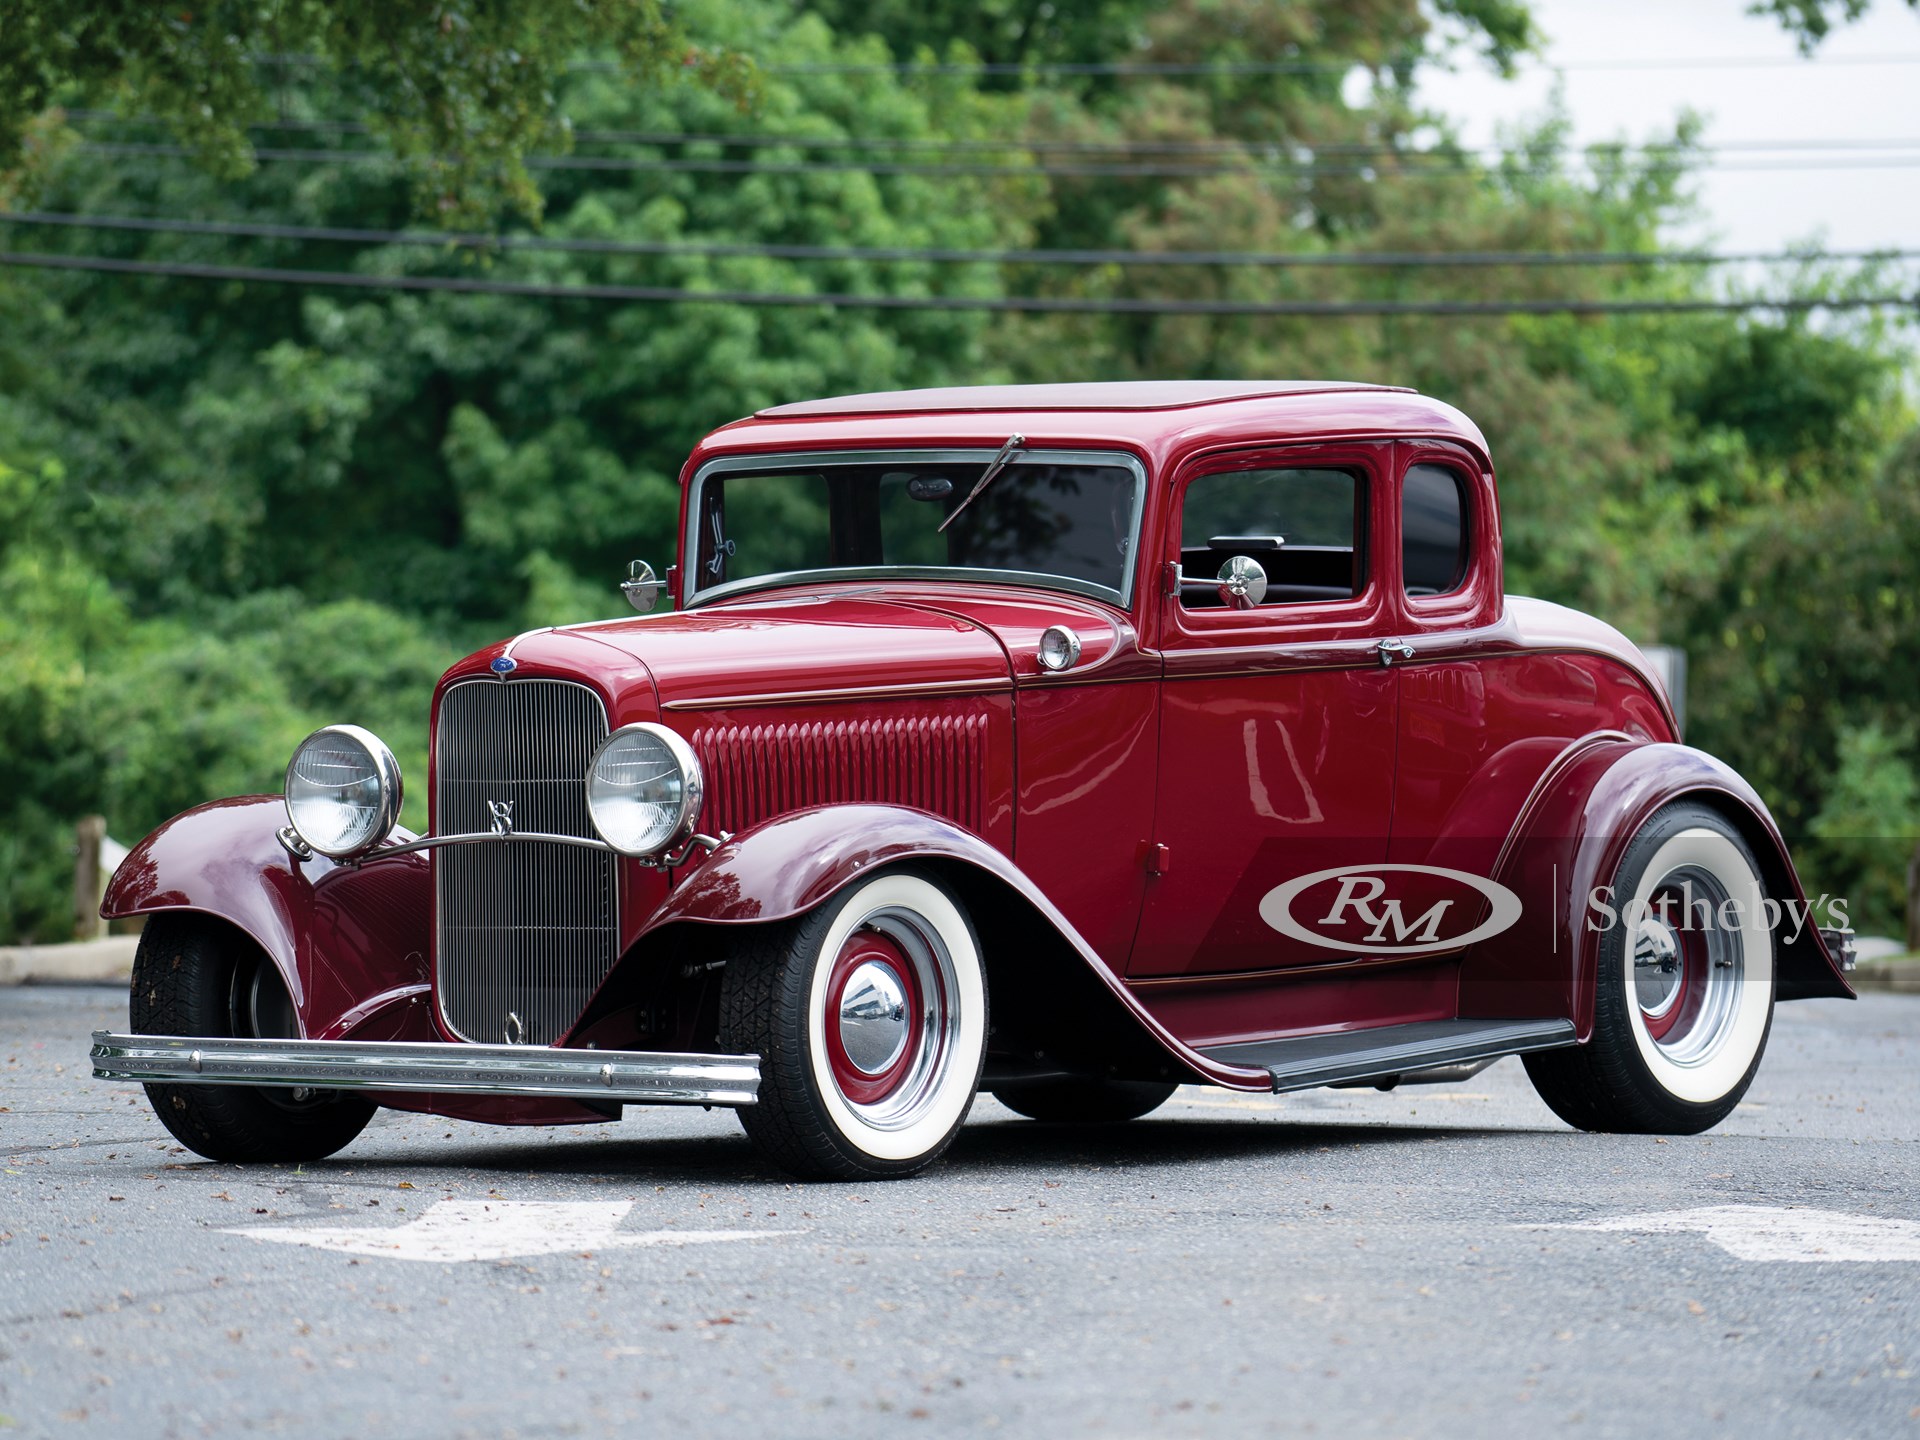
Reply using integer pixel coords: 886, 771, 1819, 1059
284, 725, 403, 860
586, 723, 704, 857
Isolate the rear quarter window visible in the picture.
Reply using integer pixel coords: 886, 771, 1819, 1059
1401, 464, 1469, 596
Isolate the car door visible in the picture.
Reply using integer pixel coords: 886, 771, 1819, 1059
1128, 444, 1400, 980
1385, 442, 1643, 872
1384, 443, 1508, 874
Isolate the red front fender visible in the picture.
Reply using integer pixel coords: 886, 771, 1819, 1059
1462, 742, 1854, 1037
627, 805, 1271, 1091
102, 796, 435, 1042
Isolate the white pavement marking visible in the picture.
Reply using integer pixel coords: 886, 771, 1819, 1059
1538, 1205, 1920, 1262
228, 1199, 796, 1263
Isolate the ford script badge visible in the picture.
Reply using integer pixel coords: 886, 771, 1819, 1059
489, 656, 517, 676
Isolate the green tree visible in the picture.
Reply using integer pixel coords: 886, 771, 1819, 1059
1808, 723, 1920, 937
0, 0, 754, 222
1752, 0, 1920, 51
1678, 433, 1920, 872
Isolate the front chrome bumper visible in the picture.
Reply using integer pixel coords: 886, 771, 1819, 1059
90, 1032, 759, 1107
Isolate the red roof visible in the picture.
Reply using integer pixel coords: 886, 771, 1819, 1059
693, 381, 1490, 480
758, 380, 1408, 418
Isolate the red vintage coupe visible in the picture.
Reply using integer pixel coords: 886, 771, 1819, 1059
92, 381, 1856, 1179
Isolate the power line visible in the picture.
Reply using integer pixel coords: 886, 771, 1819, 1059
62, 110, 1920, 158
525, 134, 1920, 158
599, 53, 1920, 77
244, 50, 1920, 78
71, 140, 1920, 181
7, 211, 1916, 272
65, 139, 1455, 179
1, 249, 1909, 317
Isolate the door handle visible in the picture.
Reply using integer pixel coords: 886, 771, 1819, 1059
1374, 639, 1416, 667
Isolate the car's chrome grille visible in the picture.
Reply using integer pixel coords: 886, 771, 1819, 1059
433, 679, 617, 1046
690, 710, 989, 837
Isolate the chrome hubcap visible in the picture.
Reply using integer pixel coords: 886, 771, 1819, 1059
1633, 864, 1747, 1065
838, 960, 910, 1076
1632, 916, 1683, 1019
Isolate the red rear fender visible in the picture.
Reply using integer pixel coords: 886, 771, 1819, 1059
1464, 742, 1854, 1036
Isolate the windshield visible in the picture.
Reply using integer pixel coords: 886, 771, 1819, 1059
686, 450, 1145, 606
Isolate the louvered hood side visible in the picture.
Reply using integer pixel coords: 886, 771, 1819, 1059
688, 709, 996, 840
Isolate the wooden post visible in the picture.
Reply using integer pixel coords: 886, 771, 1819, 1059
73, 815, 108, 941
1907, 840, 1920, 956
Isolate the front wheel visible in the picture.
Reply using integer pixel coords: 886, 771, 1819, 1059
718, 868, 987, 1180
132, 914, 375, 1163
1525, 802, 1776, 1134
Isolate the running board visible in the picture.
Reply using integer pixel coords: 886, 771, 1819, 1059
1199, 1018, 1576, 1095
90, 1032, 759, 1107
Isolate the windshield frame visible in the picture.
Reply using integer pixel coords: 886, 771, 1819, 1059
681, 447, 1150, 611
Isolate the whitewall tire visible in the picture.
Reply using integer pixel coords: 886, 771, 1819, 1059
1525, 802, 1777, 1134
719, 867, 987, 1180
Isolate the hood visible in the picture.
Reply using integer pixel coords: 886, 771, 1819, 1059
488, 592, 1015, 718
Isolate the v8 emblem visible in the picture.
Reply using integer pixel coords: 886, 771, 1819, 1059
486, 799, 515, 838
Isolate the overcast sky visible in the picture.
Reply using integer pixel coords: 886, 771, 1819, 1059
1416, 0, 1920, 254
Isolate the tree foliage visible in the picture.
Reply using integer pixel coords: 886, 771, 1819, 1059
1751, 0, 1920, 51
0, 0, 755, 222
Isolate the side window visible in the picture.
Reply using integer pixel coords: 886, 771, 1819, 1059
1179, 467, 1364, 608
1401, 464, 1468, 597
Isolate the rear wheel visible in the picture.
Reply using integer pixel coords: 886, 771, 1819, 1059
1525, 802, 1776, 1134
131, 914, 375, 1163
718, 868, 987, 1180
991, 1078, 1177, 1123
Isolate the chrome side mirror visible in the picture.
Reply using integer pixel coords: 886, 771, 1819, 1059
621, 560, 661, 613
1217, 555, 1267, 609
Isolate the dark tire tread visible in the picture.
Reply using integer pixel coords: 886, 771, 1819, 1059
131, 914, 374, 1164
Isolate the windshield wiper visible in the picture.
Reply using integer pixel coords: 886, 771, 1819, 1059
937, 433, 1025, 534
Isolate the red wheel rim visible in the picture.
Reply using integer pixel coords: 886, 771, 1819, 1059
1638, 883, 1715, 1047
823, 928, 925, 1105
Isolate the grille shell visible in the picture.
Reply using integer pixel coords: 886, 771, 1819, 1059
433, 678, 617, 1046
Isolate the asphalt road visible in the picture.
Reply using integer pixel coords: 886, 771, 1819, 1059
3, 984, 1916, 1439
